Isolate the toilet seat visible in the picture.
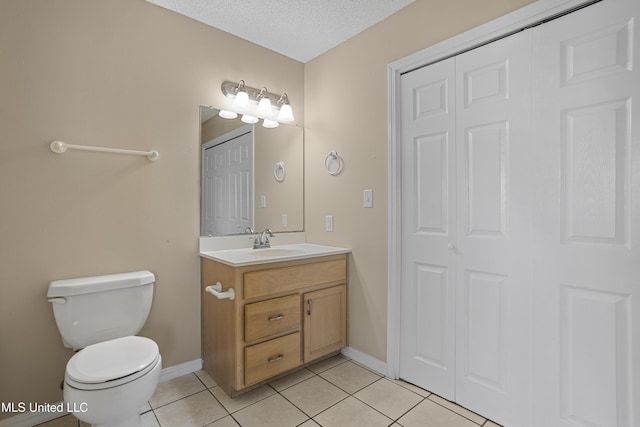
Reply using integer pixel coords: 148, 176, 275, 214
65, 336, 160, 390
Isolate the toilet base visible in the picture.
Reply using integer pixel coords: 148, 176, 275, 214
64, 356, 161, 427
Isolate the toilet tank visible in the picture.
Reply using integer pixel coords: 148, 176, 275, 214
47, 271, 155, 349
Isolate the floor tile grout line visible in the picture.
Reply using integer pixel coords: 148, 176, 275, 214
268, 368, 319, 393
148, 408, 162, 427
426, 393, 488, 426
316, 366, 384, 395
148, 372, 209, 411
306, 357, 350, 375
349, 383, 428, 424
345, 393, 399, 425
276, 374, 352, 421
223, 383, 280, 415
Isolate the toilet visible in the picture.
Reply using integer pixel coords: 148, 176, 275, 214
47, 271, 162, 427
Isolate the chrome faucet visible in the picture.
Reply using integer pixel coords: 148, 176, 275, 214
252, 228, 274, 249
245, 227, 259, 248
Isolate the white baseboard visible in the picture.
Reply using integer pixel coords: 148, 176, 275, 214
0, 359, 203, 427
159, 358, 203, 383
341, 346, 388, 376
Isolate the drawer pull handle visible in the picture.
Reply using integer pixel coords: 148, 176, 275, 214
307, 300, 312, 315
268, 314, 285, 321
268, 354, 284, 363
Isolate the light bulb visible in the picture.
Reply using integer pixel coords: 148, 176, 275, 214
257, 97, 272, 116
241, 114, 258, 124
218, 110, 238, 119
263, 119, 279, 128
278, 104, 295, 122
234, 90, 250, 109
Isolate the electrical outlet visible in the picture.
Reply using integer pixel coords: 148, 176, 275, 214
281, 213, 288, 227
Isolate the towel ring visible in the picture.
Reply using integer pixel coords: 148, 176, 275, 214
274, 161, 286, 182
325, 150, 343, 176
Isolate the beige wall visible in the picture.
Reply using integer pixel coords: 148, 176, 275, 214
303, 0, 535, 362
0, 0, 303, 414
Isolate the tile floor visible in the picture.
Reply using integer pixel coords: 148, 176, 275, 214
38, 355, 502, 427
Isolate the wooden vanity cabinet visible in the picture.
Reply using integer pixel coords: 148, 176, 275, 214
201, 254, 348, 397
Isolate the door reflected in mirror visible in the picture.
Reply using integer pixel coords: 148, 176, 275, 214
200, 106, 303, 236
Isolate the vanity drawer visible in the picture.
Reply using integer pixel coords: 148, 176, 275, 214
245, 332, 301, 385
245, 294, 301, 342
244, 258, 347, 299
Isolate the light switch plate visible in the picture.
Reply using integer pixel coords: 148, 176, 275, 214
363, 189, 373, 208
325, 215, 334, 232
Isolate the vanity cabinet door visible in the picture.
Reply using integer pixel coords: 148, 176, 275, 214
303, 284, 347, 362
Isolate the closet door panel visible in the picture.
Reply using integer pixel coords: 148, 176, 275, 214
455, 29, 533, 426
464, 122, 508, 237
399, 57, 457, 400
532, 1, 640, 426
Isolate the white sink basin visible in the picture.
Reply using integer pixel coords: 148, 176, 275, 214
200, 243, 350, 266
251, 248, 304, 257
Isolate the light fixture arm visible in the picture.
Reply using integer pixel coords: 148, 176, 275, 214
277, 93, 290, 107
235, 79, 246, 95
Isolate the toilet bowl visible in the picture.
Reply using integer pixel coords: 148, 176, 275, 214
48, 271, 162, 427
63, 336, 161, 427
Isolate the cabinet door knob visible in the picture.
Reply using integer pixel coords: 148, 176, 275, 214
447, 243, 456, 251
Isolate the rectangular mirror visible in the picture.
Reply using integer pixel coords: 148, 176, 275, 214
200, 106, 304, 236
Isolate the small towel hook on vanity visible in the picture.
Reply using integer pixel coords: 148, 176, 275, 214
325, 150, 343, 176
205, 282, 235, 300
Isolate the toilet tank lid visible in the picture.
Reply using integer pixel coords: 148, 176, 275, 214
47, 270, 155, 298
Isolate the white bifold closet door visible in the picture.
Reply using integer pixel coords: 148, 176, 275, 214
531, 0, 640, 425
399, 29, 533, 426
400, 0, 640, 426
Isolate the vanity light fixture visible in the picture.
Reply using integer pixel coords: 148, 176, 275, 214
219, 80, 295, 127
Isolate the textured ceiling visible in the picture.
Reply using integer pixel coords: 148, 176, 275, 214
145, 0, 415, 63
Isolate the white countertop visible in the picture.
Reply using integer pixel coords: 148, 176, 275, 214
200, 243, 351, 267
